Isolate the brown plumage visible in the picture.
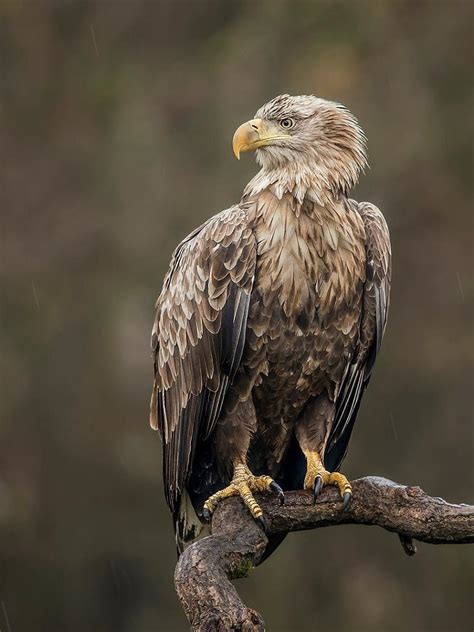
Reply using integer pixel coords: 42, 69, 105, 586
150, 95, 391, 555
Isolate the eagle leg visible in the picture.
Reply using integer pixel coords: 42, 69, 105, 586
202, 462, 284, 524
303, 451, 352, 509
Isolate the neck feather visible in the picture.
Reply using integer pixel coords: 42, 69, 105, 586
244, 143, 367, 207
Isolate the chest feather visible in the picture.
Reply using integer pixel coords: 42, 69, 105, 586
253, 193, 366, 320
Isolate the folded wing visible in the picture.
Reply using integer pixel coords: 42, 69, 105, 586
325, 201, 391, 470
150, 206, 257, 514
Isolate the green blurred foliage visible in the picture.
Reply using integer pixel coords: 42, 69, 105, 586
0, 1, 472, 630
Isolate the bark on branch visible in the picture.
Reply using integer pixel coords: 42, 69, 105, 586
174, 476, 474, 631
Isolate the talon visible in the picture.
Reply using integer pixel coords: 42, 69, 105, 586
313, 474, 324, 501
304, 451, 352, 507
342, 491, 352, 510
256, 515, 268, 532
201, 463, 279, 530
270, 480, 285, 505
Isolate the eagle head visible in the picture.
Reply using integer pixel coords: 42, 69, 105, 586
233, 94, 368, 200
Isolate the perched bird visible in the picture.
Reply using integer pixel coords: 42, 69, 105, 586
150, 94, 391, 556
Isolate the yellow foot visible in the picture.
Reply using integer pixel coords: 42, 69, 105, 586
304, 452, 352, 509
202, 463, 284, 527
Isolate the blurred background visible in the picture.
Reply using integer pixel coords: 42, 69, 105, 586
0, 1, 472, 630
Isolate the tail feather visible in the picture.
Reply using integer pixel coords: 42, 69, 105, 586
174, 489, 209, 556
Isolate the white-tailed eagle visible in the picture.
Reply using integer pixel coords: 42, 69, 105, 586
150, 94, 391, 556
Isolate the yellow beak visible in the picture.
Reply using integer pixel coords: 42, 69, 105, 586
232, 118, 290, 159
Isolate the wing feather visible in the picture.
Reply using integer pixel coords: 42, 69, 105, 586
325, 201, 391, 470
150, 206, 256, 512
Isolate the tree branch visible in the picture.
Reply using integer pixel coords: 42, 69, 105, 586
174, 476, 474, 631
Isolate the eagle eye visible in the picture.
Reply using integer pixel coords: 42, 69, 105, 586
279, 117, 295, 130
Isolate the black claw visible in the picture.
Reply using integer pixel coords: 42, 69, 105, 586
256, 515, 268, 533
398, 534, 417, 556
202, 507, 211, 523
342, 491, 352, 510
270, 481, 285, 505
313, 475, 324, 502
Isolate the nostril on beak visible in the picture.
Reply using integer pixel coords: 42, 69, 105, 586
250, 123, 259, 131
